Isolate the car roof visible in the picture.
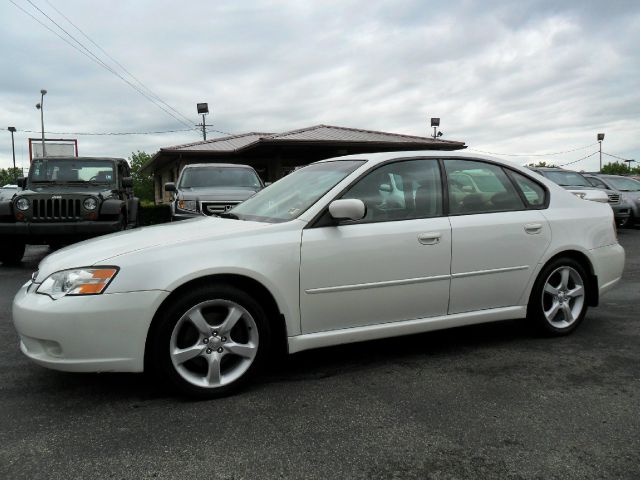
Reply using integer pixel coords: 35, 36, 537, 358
36, 156, 125, 162
182, 163, 255, 169
320, 150, 525, 168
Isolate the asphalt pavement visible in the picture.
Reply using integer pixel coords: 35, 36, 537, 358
1, 231, 639, 479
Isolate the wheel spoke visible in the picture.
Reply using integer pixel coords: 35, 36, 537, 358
188, 308, 211, 335
206, 352, 222, 385
225, 341, 257, 359
545, 301, 561, 321
560, 268, 570, 289
172, 344, 205, 365
562, 303, 574, 323
218, 307, 243, 335
567, 285, 584, 298
544, 283, 559, 295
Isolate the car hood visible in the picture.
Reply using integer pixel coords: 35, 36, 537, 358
16, 186, 114, 197
34, 217, 271, 281
178, 188, 258, 201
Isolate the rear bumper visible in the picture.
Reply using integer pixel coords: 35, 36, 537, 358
0, 220, 121, 238
589, 242, 625, 298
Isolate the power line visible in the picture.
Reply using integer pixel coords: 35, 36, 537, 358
469, 143, 598, 157
10, 0, 197, 132
43, 0, 196, 128
17, 128, 195, 136
557, 151, 599, 167
602, 151, 633, 162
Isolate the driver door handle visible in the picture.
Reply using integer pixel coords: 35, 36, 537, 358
418, 232, 441, 245
524, 223, 543, 234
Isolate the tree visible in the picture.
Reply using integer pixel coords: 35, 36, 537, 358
0, 167, 23, 186
527, 161, 557, 168
128, 151, 155, 203
601, 161, 640, 175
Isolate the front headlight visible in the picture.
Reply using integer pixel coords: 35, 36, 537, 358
83, 197, 98, 210
16, 198, 30, 211
36, 267, 119, 300
177, 199, 197, 212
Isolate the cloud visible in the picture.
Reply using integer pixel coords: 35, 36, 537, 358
1, 0, 638, 174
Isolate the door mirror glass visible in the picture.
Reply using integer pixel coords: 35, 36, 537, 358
122, 177, 133, 188
16, 177, 26, 189
164, 182, 176, 192
328, 199, 366, 221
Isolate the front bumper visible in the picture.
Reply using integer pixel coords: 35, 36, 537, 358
610, 204, 631, 222
0, 220, 121, 238
12, 282, 169, 372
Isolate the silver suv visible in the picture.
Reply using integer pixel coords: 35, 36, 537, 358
584, 174, 640, 227
165, 164, 264, 220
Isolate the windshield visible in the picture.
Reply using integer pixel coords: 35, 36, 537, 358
606, 176, 640, 191
231, 160, 365, 223
29, 158, 115, 184
543, 170, 591, 187
179, 167, 262, 189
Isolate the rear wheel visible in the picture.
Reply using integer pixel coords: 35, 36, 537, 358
0, 241, 26, 266
148, 284, 271, 398
527, 257, 589, 336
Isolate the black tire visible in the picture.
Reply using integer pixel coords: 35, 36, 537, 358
118, 212, 128, 231
148, 284, 271, 398
0, 241, 26, 266
527, 257, 590, 336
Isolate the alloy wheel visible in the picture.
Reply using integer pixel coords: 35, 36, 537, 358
541, 266, 585, 329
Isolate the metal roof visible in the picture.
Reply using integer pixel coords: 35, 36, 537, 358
142, 124, 466, 174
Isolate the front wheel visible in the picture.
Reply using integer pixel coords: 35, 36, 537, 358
527, 257, 590, 336
148, 284, 271, 398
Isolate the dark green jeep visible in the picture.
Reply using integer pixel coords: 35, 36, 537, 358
0, 156, 139, 265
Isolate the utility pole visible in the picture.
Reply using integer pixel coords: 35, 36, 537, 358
597, 132, 605, 172
35, 89, 47, 158
430, 117, 443, 139
7, 127, 17, 181
196, 103, 212, 141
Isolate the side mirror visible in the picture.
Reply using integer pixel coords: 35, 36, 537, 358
122, 177, 133, 188
164, 182, 176, 192
328, 199, 366, 221
17, 177, 26, 189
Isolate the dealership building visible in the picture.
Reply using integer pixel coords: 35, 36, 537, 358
141, 124, 466, 204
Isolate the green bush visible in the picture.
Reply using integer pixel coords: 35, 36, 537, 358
139, 203, 171, 226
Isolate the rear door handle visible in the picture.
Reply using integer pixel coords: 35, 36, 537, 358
524, 223, 543, 234
418, 232, 441, 245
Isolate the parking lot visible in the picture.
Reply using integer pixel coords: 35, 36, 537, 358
0, 230, 638, 479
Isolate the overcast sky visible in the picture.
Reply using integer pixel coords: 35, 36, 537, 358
1, 0, 638, 174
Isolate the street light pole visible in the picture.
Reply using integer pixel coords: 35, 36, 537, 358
7, 127, 17, 181
35, 89, 47, 158
597, 133, 605, 172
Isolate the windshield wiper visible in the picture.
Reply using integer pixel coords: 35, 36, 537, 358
218, 212, 239, 219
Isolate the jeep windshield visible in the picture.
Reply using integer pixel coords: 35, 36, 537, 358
230, 160, 365, 223
29, 159, 116, 185
179, 167, 262, 189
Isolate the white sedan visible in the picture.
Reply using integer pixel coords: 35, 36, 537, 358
12, 151, 625, 397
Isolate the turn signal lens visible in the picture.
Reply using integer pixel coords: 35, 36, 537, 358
36, 267, 119, 300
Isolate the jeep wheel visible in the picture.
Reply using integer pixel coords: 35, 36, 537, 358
0, 241, 26, 266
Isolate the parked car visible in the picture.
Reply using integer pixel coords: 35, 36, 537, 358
583, 174, 640, 227
13, 152, 625, 398
0, 157, 139, 265
529, 167, 631, 226
165, 163, 263, 221
0, 184, 18, 201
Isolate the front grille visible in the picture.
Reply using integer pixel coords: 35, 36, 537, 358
200, 201, 241, 216
31, 198, 83, 221
607, 193, 620, 204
